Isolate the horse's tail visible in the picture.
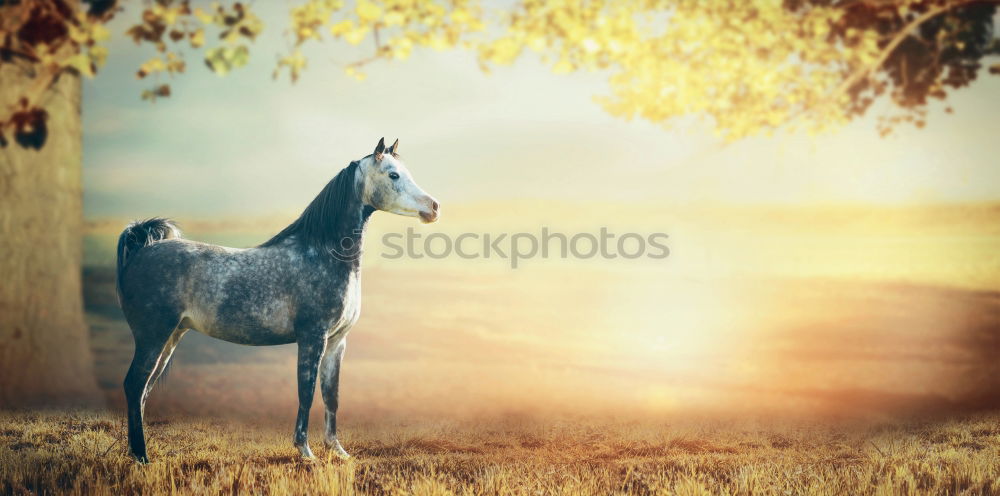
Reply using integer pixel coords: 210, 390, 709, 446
116, 218, 181, 306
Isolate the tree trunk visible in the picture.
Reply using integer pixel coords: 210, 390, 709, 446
0, 61, 102, 407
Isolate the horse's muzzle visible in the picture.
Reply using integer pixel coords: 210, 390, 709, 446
419, 198, 440, 223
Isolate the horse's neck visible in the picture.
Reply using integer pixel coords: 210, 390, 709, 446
328, 173, 373, 251
317, 204, 375, 272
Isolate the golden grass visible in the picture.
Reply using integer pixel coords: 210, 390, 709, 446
2, 411, 999, 495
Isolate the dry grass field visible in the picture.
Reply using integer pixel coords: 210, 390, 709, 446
2, 410, 1000, 495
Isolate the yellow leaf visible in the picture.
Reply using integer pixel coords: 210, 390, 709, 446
428, 35, 449, 50
345, 66, 367, 81
90, 46, 109, 67
552, 59, 573, 74
67, 25, 89, 44
193, 7, 213, 24
450, 8, 471, 24
344, 26, 368, 45
162, 7, 180, 26
330, 20, 354, 36
64, 53, 95, 77
385, 11, 405, 26
139, 57, 166, 77
92, 24, 111, 42
190, 29, 205, 48
356, 0, 382, 22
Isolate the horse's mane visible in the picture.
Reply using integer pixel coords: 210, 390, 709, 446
260, 161, 363, 249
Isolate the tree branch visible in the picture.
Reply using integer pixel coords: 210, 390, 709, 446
825, 0, 1000, 109
345, 24, 385, 69
0, 46, 41, 63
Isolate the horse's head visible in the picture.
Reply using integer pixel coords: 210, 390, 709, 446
360, 137, 439, 223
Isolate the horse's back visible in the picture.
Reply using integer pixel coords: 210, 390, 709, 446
120, 238, 234, 297
119, 239, 295, 344
119, 237, 357, 346
176, 240, 305, 345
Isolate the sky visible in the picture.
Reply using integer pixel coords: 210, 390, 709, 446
81, 3, 1000, 218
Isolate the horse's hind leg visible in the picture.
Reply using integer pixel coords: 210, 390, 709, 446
123, 323, 178, 463
145, 328, 188, 398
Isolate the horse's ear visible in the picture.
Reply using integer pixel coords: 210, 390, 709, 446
389, 138, 399, 157
373, 137, 385, 161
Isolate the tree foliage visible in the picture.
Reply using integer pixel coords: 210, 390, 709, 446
1, 0, 998, 144
480, 0, 999, 138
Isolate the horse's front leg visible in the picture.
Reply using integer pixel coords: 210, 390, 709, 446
293, 335, 327, 459
320, 337, 349, 459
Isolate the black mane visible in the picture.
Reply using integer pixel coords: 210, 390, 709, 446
260, 161, 366, 251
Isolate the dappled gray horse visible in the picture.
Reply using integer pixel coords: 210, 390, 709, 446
116, 138, 438, 463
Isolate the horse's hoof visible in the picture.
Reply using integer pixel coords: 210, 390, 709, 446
297, 444, 316, 460
131, 454, 150, 465
325, 439, 351, 460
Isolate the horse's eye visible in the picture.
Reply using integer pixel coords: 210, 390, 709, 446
388, 172, 399, 180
